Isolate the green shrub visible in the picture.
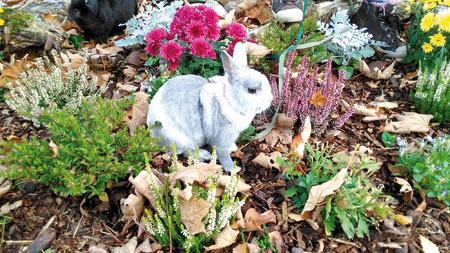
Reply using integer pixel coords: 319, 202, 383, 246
395, 135, 450, 206
279, 143, 393, 239
0, 97, 162, 197
411, 61, 450, 123
6, 51, 104, 127
256, 15, 330, 71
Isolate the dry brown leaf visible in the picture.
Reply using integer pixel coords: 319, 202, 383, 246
98, 191, 109, 202
113, 236, 137, 253
262, 126, 293, 147
95, 44, 123, 55
6, 135, 22, 144
244, 42, 271, 58
96, 71, 111, 87
247, 241, 262, 253
135, 238, 153, 253
394, 214, 412, 226
120, 193, 144, 221
218, 9, 236, 29
219, 176, 251, 193
369, 101, 399, 109
309, 91, 328, 107
169, 163, 221, 188
66, 52, 84, 69
359, 59, 395, 80
419, 235, 440, 253
353, 104, 378, 116
129, 170, 163, 210
0, 200, 22, 215
41, 11, 60, 24
232, 243, 249, 253
300, 169, 347, 220
235, 0, 258, 14
394, 178, 413, 202
128, 92, 150, 134
362, 115, 388, 122
252, 152, 282, 169
205, 223, 239, 251
415, 190, 427, 212
269, 231, 283, 252
288, 213, 302, 221
179, 197, 211, 235
243, 208, 276, 231
244, 0, 272, 24
0, 179, 12, 198
178, 184, 193, 200
49, 140, 59, 158
384, 112, 433, 133
0, 58, 30, 87
123, 66, 137, 79
289, 116, 311, 158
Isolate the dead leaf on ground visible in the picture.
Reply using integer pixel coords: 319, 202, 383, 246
300, 169, 347, 220
205, 223, 239, 251
95, 44, 123, 55
262, 118, 293, 147
128, 92, 150, 134
384, 112, 433, 133
394, 178, 413, 202
244, 208, 276, 231
244, 42, 271, 58
415, 190, 427, 212
41, 11, 60, 24
218, 9, 236, 29
232, 243, 249, 253
359, 59, 396, 80
61, 51, 84, 69
180, 197, 211, 235
419, 235, 440, 253
369, 101, 399, 109
219, 176, 251, 193
120, 193, 144, 221
169, 163, 221, 188
0, 200, 23, 215
0, 179, 12, 198
49, 140, 59, 158
289, 116, 311, 158
135, 238, 153, 253
0, 58, 31, 87
394, 213, 412, 226
235, 0, 258, 14
252, 152, 282, 170
269, 231, 283, 252
113, 236, 137, 253
244, 0, 272, 24
6, 135, 22, 144
129, 170, 163, 210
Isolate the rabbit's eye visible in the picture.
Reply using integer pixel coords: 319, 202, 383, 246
248, 88, 256, 94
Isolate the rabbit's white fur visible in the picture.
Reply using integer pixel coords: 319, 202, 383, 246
147, 43, 273, 172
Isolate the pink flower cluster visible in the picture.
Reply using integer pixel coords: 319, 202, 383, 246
270, 52, 354, 135
145, 5, 221, 70
225, 22, 248, 56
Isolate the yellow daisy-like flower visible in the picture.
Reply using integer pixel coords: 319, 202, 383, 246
424, 2, 437, 9
424, 0, 436, 5
0, 8, 3, 13
422, 42, 433, 53
0, 19, 4, 26
406, 5, 412, 12
420, 12, 435, 31
443, 0, 450, 5
408, 0, 415, 4
430, 32, 446, 46
436, 11, 450, 32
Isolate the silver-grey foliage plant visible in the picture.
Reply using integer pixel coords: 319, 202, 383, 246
318, 10, 386, 65
7, 50, 105, 127
115, 0, 183, 47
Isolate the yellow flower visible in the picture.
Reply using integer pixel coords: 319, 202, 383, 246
406, 5, 412, 12
436, 10, 450, 32
408, 0, 415, 4
430, 32, 446, 46
422, 42, 433, 52
0, 8, 3, 13
424, 2, 437, 9
420, 12, 435, 31
444, 0, 450, 5
0, 19, 4, 26
424, 0, 436, 4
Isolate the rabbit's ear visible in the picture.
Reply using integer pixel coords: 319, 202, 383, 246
232, 42, 247, 67
221, 50, 241, 76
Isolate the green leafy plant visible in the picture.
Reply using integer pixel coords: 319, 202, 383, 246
254, 225, 277, 252
142, 149, 246, 252
381, 131, 397, 147
395, 135, 450, 206
411, 61, 450, 122
69, 35, 85, 49
0, 87, 7, 102
237, 125, 255, 142
0, 8, 34, 34
6, 50, 105, 127
406, 0, 450, 71
279, 143, 393, 239
0, 97, 162, 197
256, 15, 330, 72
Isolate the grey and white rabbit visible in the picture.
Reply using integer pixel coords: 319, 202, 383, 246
147, 43, 273, 173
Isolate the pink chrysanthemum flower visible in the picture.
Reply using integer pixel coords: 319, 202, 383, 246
186, 21, 207, 42
207, 24, 220, 42
170, 5, 220, 42
189, 39, 216, 59
226, 23, 247, 41
160, 40, 185, 70
145, 28, 169, 57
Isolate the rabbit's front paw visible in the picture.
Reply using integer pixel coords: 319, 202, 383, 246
224, 165, 241, 173
198, 149, 212, 162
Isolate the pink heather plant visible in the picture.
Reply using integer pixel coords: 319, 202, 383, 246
270, 51, 355, 135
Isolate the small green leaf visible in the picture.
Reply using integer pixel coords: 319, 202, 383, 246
338, 65, 354, 79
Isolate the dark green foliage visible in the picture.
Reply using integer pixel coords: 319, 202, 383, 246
69, 35, 85, 49
0, 87, 7, 102
280, 143, 393, 239
381, 131, 397, 147
395, 135, 450, 206
254, 225, 277, 252
0, 97, 162, 197
0, 8, 34, 34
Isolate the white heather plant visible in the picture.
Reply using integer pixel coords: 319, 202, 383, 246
115, 0, 183, 47
6, 51, 105, 127
142, 149, 246, 252
318, 10, 386, 65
